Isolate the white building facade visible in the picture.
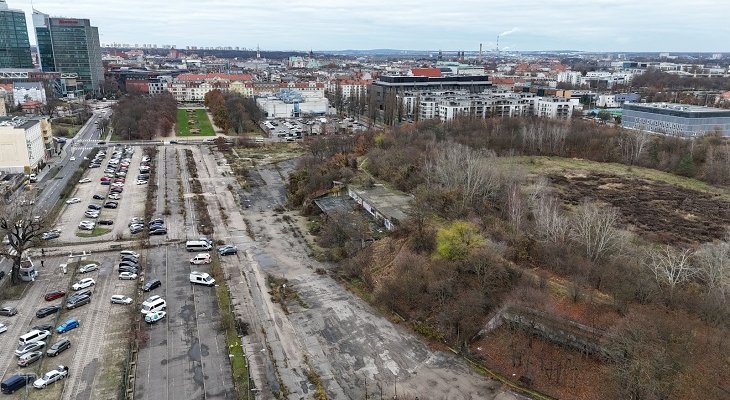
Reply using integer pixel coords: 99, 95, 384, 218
0, 117, 44, 173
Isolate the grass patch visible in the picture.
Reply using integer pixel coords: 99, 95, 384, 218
499, 156, 730, 199
0, 280, 31, 300
211, 257, 252, 399
76, 226, 113, 237
176, 108, 216, 136
176, 108, 191, 136
196, 109, 216, 135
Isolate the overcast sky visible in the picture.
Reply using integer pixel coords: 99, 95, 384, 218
12, 0, 730, 52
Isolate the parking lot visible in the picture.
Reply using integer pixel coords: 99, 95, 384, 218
0, 252, 137, 400
53, 146, 147, 244
134, 144, 233, 400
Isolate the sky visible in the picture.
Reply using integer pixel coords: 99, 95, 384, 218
10, 0, 730, 52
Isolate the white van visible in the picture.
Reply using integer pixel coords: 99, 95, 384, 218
189, 271, 215, 286
140, 297, 166, 315
19, 329, 51, 345
189, 253, 211, 265
186, 240, 211, 252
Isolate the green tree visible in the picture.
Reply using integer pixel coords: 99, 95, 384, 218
434, 220, 484, 261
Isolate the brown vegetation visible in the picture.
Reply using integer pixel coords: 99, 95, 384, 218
204, 89, 264, 134
286, 117, 730, 399
111, 93, 176, 140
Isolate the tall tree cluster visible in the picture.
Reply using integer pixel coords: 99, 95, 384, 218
111, 93, 176, 140
204, 89, 264, 134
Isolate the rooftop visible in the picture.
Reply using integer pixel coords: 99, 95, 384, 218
349, 185, 412, 224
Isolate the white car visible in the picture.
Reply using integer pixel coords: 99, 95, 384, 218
84, 211, 100, 218
111, 295, 133, 305
65, 197, 81, 204
78, 178, 92, 183
108, 193, 121, 200
0, 323, 7, 334
111, 182, 124, 188
78, 222, 95, 230
145, 310, 166, 324
33, 366, 68, 388
118, 272, 138, 280
69, 156, 76, 161
78, 264, 99, 273
135, 180, 148, 185
72, 278, 95, 291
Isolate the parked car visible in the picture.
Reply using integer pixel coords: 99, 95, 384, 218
108, 193, 121, 200
65, 197, 81, 204
32, 324, 53, 332
0, 374, 36, 394
104, 201, 119, 209
78, 178, 91, 184
72, 278, 95, 291
33, 366, 68, 388
35, 305, 60, 318
92, 194, 105, 200
44, 290, 66, 301
15, 341, 46, 357
118, 266, 138, 274
46, 339, 71, 357
118, 272, 137, 280
218, 245, 238, 256
0, 306, 18, 316
98, 219, 114, 226
56, 319, 80, 334
78, 264, 99, 273
119, 260, 139, 268
145, 310, 166, 324
0, 323, 7, 334
65, 296, 90, 310
149, 227, 167, 235
41, 231, 60, 240
17, 351, 42, 367
87, 204, 102, 210
143, 279, 161, 292
68, 289, 92, 301
110, 295, 133, 305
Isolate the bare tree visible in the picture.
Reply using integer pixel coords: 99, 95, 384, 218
621, 128, 652, 165
569, 201, 624, 262
645, 245, 697, 302
0, 196, 44, 284
506, 184, 526, 232
531, 194, 570, 245
425, 142, 501, 213
695, 239, 730, 302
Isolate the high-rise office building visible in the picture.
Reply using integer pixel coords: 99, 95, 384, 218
0, 1, 33, 68
33, 10, 103, 93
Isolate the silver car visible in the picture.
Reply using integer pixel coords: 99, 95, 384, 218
15, 341, 46, 357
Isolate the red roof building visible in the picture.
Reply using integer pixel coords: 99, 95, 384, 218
176, 73, 253, 82
410, 68, 442, 78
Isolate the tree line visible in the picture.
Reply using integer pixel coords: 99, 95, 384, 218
204, 89, 264, 134
110, 93, 177, 140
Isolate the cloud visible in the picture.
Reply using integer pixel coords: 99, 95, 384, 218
12, 0, 730, 51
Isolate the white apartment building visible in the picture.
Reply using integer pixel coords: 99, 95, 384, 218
536, 97, 573, 119
0, 117, 44, 173
13, 82, 47, 106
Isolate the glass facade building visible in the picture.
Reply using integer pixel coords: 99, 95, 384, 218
33, 11, 103, 93
622, 103, 730, 137
0, 1, 33, 68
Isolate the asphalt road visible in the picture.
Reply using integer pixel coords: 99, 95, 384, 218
35, 111, 106, 213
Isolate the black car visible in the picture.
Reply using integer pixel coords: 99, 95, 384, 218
35, 305, 60, 318
87, 204, 102, 211
66, 295, 91, 310
32, 323, 53, 332
149, 228, 167, 235
149, 218, 164, 225
47, 338, 71, 357
98, 219, 114, 226
97, 141, 106, 145
92, 194, 105, 200
143, 279, 161, 292
118, 266, 138, 274
121, 255, 139, 264
1, 374, 35, 394
148, 223, 165, 231
104, 202, 118, 209
119, 260, 138, 268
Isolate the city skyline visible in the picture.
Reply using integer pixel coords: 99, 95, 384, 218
9, 0, 730, 53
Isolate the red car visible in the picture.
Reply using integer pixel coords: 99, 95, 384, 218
100, 176, 111, 181
44, 290, 66, 301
